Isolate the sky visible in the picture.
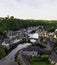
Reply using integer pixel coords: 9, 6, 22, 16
0, 0, 57, 20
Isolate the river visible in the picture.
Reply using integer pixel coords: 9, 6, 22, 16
0, 32, 39, 65
0, 43, 31, 65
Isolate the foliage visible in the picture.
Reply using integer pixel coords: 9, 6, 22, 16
0, 45, 6, 59
30, 61, 53, 65
29, 56, 53, 65
54, 41, 57, 47
19, 38, 27, 44
0, 16, 57, 36
15, 51, 19, 61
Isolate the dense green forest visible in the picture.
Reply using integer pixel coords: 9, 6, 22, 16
0, 16, 57, 36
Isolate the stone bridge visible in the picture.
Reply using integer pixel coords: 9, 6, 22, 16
28, 38, 38, 40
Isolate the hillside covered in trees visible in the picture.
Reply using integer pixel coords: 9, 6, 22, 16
0, 16, 57, 36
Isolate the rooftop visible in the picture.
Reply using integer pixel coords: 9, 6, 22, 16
49, 53, 57, 63
22, 46, 44, 52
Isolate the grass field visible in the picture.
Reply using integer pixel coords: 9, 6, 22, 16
30, 61, 53, 65
29, 55, 53, 65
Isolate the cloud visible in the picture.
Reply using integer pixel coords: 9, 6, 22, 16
0, 0, 57, 20
16, 0, 41, 9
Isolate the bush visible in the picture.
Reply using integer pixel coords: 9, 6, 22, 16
19, 38, 26, 44
15, 51, 19, 61
0, 45, 6, 59
54, 41, 57, 47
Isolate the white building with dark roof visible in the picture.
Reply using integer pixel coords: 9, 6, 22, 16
22, 46, 44, 56
55, 29, 57, 34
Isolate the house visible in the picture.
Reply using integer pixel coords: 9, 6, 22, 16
10, 38, 21, 44
48, 32, 54, 38
22, 46, 44, 56
7, 30, 21, 39
38, 37, 54, 54
28, 33, 39, 39
43, 31, 48, 37
48, 52, 57, 65
44, 42, 53, 54
55, 29, 57, 34
39, 37, 53, 47
54, 47, 57, 53
2, 38, 10, 49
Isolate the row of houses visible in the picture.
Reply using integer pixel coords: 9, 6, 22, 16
37, 28, 57, 39
6, 27, 37, 42
7, 29, 28, 39
6, 26, 37, 40
1, 29, 29, 48
22, 41, 53, 56
1, 27, 37, 48
22, 46, 43, 56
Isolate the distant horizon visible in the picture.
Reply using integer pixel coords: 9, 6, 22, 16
0, 15, 57, 21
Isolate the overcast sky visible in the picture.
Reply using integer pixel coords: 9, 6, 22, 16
0, 0, 57, 20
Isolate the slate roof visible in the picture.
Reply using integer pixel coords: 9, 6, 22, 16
42, 37, 54, 47
22, 46, 44, 52
49, 53, 57, 63
54, 47, 57, 53
4, 38, 10, 44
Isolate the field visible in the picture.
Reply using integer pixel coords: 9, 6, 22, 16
30, 61, 53, 65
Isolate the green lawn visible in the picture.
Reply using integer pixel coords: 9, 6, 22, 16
30, 61, 53, 65
29, 55, 53, 65
0, 45, 6, 59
